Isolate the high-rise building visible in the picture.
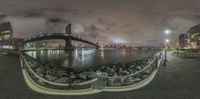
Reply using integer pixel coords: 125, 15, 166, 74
187, 24, 200, 49
0, 22, 13, 49
179, 34, 189, 49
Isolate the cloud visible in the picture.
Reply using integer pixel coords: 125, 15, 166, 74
167, 16, 198, 33
0, 0, 200, 46
47, 17, 67, 23
0, 14, 6, 19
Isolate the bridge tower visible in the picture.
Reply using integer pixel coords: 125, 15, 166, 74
65, 23, 73, 51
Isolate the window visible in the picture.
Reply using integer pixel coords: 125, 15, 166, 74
2, 30, 10, 34
4, 35, 10, 38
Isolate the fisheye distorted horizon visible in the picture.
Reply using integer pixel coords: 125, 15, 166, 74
0, 0, 200, 46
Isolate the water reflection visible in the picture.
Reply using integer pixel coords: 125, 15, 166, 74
25, 48, 158, 70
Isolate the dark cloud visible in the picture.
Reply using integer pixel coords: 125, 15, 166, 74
193, 15, 200, 20
0, 14, 6, 19
88, 26, 100, 38
0, 0, 200, 46
45, 17, 69, 33
47, 17, 67, 23
23, 10, 44, 18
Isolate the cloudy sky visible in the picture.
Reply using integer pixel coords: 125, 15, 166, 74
0, 0, 200, 46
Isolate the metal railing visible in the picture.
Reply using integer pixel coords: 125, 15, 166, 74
20, 54, 97, 90
20, 50, 163, 90
103, 51, 163, 87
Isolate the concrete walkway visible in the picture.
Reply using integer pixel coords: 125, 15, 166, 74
0, 52, 200, 99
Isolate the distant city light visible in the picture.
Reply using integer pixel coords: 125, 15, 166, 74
101, 45, 104, 48
111, 37, 126, 44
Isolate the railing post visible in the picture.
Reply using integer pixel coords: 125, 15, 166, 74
20, 55, 25, 69
155, 57, 158, 68
163, 49, 167, 66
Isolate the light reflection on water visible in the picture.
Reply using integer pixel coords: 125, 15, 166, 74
25, 48, 158, 69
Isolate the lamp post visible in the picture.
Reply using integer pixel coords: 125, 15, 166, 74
162, 29, 172, 66
163, 39, 170, 66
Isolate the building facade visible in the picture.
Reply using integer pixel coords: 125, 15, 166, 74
179, 34, 190, 49
0, 22, 13, 49
187, 24, 200, 49
12, 38, 24, 50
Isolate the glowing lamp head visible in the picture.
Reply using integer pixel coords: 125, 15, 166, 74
164, 29, 171, 35
165, 39, 170, 43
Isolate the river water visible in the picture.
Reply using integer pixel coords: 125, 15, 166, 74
25, 48, 159, 70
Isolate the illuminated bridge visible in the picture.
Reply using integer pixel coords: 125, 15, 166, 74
24, 24, 99, 50
24, 33, 99, 49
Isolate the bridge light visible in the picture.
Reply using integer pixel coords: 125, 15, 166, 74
47, 33, 52, 36
39, 35, 44, 37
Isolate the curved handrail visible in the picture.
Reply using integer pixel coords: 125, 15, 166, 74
21, 55, 97, 87
75, 78, 97, 85
21, 50, 163, 87
104, 51, 162, 79
104, 58, 156, 79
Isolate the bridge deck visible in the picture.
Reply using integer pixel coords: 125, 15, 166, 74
24, 33, 99, 48
0, 52, 200, 99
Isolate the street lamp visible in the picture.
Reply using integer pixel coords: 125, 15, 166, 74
165, 39, 170, 44
164, 29, 171, 35
163, 29, 171, 66
163, 38, 170, 66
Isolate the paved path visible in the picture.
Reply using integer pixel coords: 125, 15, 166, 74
0, 52, 200, 99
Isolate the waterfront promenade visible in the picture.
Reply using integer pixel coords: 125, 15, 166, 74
0, 52, 200, 99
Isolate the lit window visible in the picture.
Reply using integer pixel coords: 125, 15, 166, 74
191, 35, 194, 38
2, 45, 13, 49
2, 30, 10, 34
4, 35, 10, 38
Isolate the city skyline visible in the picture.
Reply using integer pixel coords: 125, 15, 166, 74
1, 0, 200, 46
1, 0, 200, 98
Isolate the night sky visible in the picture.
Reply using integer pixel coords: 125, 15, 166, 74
0, 0, 200, 46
